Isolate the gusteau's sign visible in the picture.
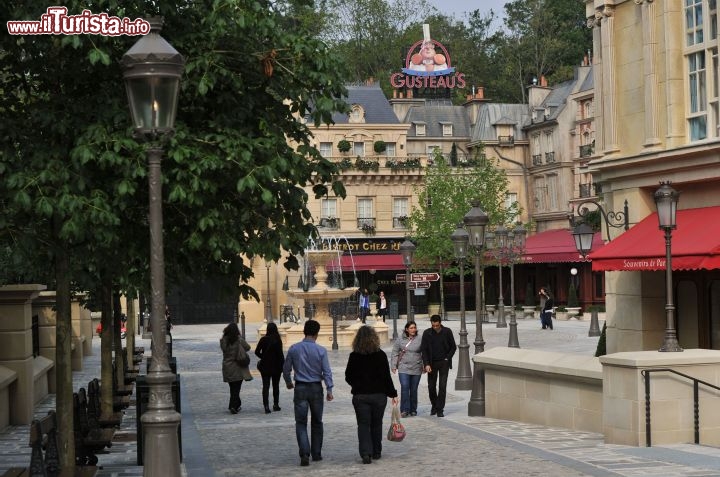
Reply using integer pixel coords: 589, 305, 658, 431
390, 23, 466, 90
318, 238, 404, 253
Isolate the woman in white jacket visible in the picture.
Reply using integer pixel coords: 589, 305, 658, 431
390, 321, 423, 417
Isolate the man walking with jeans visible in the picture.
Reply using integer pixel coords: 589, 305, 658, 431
420, 315, 456, 417
283, 320, 334, 466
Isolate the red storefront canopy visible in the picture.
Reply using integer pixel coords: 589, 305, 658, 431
522, 229, 603, 263
327, 254, 404, 272
589, 206, 720, 271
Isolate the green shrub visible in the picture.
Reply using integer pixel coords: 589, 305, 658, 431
373, 140, 387, 154
594, 322, 607, 357
337, 139, 351, 152
568, 282, 579, 307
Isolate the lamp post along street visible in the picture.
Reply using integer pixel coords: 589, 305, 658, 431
507, 223, 526, 348
463, 201, 489, 416
265, 261, 273, 323
400, 239, 416, 322
655, 182, 682, 352
495, 226, 508, 328
451, 223, 472, 390
122, 17, 184, 477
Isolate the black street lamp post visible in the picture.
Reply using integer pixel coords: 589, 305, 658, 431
122, 17, 184, 477
494, 226, 508, 328
400, 239, 416, 323
655, 182, 682, 352
464, 200, 489, 416
451, 223, 472, 390
508, 223, 526, 348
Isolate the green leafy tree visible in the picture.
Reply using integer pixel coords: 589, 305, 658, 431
409, 149, 519, 315
1, 0, 348, 471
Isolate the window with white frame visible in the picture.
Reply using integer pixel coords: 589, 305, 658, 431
442, 123, 453, 136
319, 142, 332, 158
354, 141, 365, 156
321, 198, 337, 219
547, 174, 559, 210
358, 198, 373, 221
415, 123, 426, 136
386, 142, 396, 156
687, 0, 704, 46
505, 192, 518, 212
393, 197, 409, 228
582, 100, 592, 119
689, 50, 708, 140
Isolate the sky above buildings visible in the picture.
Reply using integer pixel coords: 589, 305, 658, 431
426, 0, 508, 23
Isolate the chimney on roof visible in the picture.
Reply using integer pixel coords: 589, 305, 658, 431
540, 75, 547, 87
366, 77, 375, 86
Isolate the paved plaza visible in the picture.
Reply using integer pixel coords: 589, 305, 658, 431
4, 315, 720, 476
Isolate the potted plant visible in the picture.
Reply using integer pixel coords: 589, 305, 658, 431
522, 282, 536, 319
361, 222, 376, 235
485, 282, 497, 320
337, 139, 351, 153
373, 140, 387, 154
555, 305, 569, 321
566, 282, 581, 318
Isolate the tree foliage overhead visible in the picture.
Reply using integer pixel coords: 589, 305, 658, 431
409, 150, 520, 270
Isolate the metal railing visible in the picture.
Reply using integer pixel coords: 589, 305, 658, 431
318, 217, 339, 229
545, 151, 555, 163
532, 154, 542, 166
579, 144, 594, 158
497, 135, 514, 146
579, 183, 592, 198
393, 217, 409, 229
642, 368, 720, 447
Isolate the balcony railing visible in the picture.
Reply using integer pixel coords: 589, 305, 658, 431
579, 144, 594, 158
532, 154, 542, 166
579, 183, 592, 198
497, 135, 514, 146
358, 217, 376, 235
393, 216, 410, 229
318, 217, 339, 229
545, 151, 555, 163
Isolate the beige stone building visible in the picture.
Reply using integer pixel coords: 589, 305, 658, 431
584, 0, 720, 353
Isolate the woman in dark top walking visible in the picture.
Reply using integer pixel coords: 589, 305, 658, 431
255, 322, 285, 413
345, 326, 398, 464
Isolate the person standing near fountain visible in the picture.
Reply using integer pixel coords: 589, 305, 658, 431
283, 320, 334, 467
255, 322, 285, 414
377, 290, 388, 322
359, 289, 370, 324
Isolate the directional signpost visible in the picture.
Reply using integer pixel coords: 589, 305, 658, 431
396, 272, 440, 283
408, 281, 431, 289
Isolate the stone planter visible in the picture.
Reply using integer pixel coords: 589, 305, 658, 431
485, 305, 496, 321
522, 306, 536, 320
566, 307, 582, 319
555, 310, 569, 321
428, 303, 441, 317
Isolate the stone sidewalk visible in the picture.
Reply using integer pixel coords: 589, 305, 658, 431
4, 315, 720, 476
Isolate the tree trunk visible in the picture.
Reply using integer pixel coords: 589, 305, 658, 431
100, 275, 113, 421
438, 256, 446, 319
126, 292, 136, 371
55, 245, 75, 471
113, 292, 125, 392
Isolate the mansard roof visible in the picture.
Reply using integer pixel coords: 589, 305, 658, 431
403, 100, 471, 138
471, 103, 530, 142
331, 85, 400, 124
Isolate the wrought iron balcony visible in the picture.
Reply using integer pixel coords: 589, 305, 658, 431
318, 217, 339, 229
545, 151, 555, 163
498, 135, 514, 147
393, 216, 410, 229
532, 154, 542, 166
358, 217, 376, 235
579, 144, 594, 158
579, 183, 592, 198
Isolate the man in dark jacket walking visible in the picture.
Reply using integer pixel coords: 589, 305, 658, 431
420, 314, 456, 417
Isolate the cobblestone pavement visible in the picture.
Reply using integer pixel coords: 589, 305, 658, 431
4, 315, 720, 476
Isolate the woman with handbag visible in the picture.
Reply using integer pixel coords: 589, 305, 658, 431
345, 326, 398, 464
390, 321, 422, 417
220, 322, 252, 414
254, 322, 285, 414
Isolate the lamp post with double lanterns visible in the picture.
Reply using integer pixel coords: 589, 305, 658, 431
464, 200, 489, 416
451, 223, 472, 390
655, 181, 682, 352
122, 17, 184, 477
400, 239, 416, 323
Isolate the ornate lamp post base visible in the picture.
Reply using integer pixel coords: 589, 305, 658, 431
467, 363, 485, 416
141, 370, 181, 476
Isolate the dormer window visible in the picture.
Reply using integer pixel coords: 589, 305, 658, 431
441, 122, 453, 136
349, 104, 365, 124
415, 122, 426, 136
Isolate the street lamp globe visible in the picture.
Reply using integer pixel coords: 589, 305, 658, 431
451, 224, 469, 259
654, 181, 679, 230
463, 200, 489, 249
122, 17, 184, 138
495, 225, 509, 248
572, 223, 595, 258
399, 238, 416, 267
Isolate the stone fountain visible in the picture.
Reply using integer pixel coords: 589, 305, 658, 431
280, 248, 389, 347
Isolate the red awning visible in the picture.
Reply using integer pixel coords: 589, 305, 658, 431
590, 206, 720, 271
327, 254, 405, 272
522, 228, 604, 263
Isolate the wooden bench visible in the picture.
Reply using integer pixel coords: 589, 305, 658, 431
1, 410, 97, 477
87, 379, 123, 428
74, 389, 114, 466
112, 360, 134, 396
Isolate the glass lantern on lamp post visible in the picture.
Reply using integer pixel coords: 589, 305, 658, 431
122, 16, 184, 477
655, 181, 682, 352
451, 223, 472, 390
463, 200, 489, 416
